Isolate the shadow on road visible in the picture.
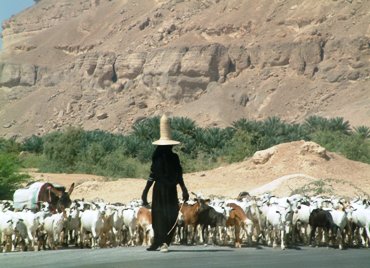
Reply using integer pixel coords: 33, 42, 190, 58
170, 249, 233, 253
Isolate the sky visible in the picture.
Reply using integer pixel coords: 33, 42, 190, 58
0, 0, 35, 50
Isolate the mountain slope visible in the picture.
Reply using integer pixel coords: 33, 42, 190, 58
0, 0, 369, 138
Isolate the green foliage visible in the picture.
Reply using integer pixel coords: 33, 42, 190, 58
171, 117, 197, 136
353, 126, 370, 139
127, 117, 160, 162
0, 154, 29, 200
232, 118, 261, 133
310, 130, 370, 164
199, 128, 225, 152
21, 135, 44, 153
1, 115, 368, 179
19, 153, 46, 168
82, 142, 107, 165
328, 117, 351, 134
83, 130, 123, 153
304, 115, 329, 133
194, 127, 233, 158
284, 124, 309, 141
98, 150, 149, 178
123, 135, 143, 157
132, 117, 160, 141
290, 179, 334, 196
136, 140, 155, 162
309, 130, 341, 151
172, 131, 197, 156
261, 116, 285, 136
232, 117, 308, 151
340, 136, 370, 163
222, 130, 255, 163
177, 150, 220, 173
291, 178, 369, 197
171, 117, 199, 158
0, 138, 21, 154
304, 116, 351, 135
42, 127, 85, 171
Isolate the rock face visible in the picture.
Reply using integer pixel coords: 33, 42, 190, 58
1, 38, 367, 95
0, 0, 369, 137
0, 63, 37, 87
300, 141, 329, 160
1, 0, 111, 50
252, 147, 277, 165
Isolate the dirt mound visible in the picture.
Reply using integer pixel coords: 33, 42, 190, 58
250, 175, 368, 198
26, 141, 370, 203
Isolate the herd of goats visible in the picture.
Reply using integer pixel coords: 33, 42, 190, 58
1, 189, 370, 253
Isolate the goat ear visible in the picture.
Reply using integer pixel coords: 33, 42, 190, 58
68, 183, 75, 196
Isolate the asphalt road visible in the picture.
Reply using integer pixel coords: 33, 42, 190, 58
0, 245, 369, 268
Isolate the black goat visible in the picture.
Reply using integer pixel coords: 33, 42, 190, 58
197, 199, 226, 245
309, 208, 337, 246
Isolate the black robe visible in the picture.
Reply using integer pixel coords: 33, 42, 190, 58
146, 146, 184, 246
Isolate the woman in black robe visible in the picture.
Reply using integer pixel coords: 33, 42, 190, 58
141, 115, 189, 252
142, 145, 189, 251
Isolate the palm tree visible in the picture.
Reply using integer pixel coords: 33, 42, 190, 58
261, 116, 285, 136
284, 124, 309, 141
132, 117, 160, 141
232, 118, 261, 133
172, 130, 197, 157
192, 127, 220, 155
123, 135, 142, 157
328, 117, 351, 135
303, 115, 330, 133
353, 126, 370, 139
171, 117, 197, 136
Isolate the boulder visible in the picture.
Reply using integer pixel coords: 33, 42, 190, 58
252, 147, 276, 165
300, 141, 329, 160
96, 112, 108, 120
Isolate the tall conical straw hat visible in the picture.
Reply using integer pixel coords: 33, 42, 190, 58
152, 114, 180, 145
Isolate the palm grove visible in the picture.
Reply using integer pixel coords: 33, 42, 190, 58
1, 115, 370, 199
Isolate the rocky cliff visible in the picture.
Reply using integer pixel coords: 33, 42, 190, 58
0, 0, 369, 138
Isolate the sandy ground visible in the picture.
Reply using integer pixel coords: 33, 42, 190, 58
27, 141, 370, 203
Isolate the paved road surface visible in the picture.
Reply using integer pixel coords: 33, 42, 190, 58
0, 245, 368, 268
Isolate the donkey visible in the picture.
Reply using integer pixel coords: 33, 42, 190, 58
37, 182, 75, 213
